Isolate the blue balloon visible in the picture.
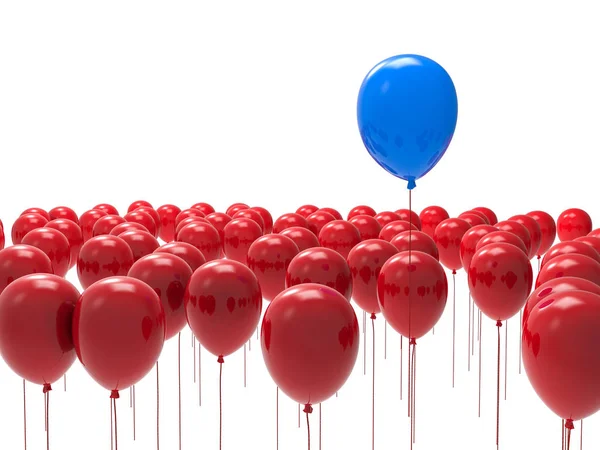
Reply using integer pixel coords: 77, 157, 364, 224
357, 54, 458, 189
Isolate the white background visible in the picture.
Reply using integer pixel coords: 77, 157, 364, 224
1, 1, 598, 449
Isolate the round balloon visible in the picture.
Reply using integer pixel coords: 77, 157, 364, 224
527, 211, 556, 257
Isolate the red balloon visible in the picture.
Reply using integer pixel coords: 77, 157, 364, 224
185, 260, 262, 358
286, 247, 352, 300
118, 230, 160, 262
279, 227, 320, 252
522, 290, 600, 421
223, 218, 263, 264
464, 210, 490, 224
348, 205, 376, 220
557, 208, 592, 242
318, 207, 342, 221
318, 220, 361, 259
45, 219, 83, 270
496, 220, 533, 258
226, 203, 249, 217
134, 206, 161, 237
527, 211, 556, 256
49, 206, 79, 224
433, 218, 471, 271
476, 230, 528, 256
93, 215, 126, 237
273, 213, 309, 234
175, 216, 210, 236
574, 236, 600, 255
419, 206, 450, 239
205, 212, 232, 245
93, 203, 119, 216
156, 204, 182, 243
349, 215, 382, 241
536, 253, 600, 288
73, 276, 165, 392
128, 200, 152, 213
459, 225, 498, 271
379, 220, 418, 242
374, 211, 402, 228
251, 207, 274, 234
378, 251, 448, 338
509, 214, 542, 259
191, 203, 215, 216
247, 234, 300, 301
589, 229, 600, 239
472, 207, 498, 225
395, 209, 422, 230
155, 242, 206, 271
22, 228, 71, 277
110, 222, 149, 236
391, 230, 440, 260
347, 239, 398, 314
458, 212, 487, 227
233, 209, 265, 233
542, 241, 600, 268
79, 209, 108, 242
177, 222, 221, 261
124, 210, 157, 237
306, 211, 336, 236
261, 283, 359, 405
77, 235, 134, 289
0, 245, 53, 296
11, 213, 48, 245
469, 243, 533, 321
0, 274, 79, 386
296, 205, 319, 218
21, 208, 50, 221
129, 253, 192, 340
176, 209, 205, 227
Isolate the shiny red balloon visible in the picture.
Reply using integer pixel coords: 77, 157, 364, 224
251, 207, 274, 234
378, 251, 448, 338
175, 209, 205, 227
391, 230, 439, 260
247, 234, 300, 301
349, 215, 382, 241
509, 214, 542, 259
522, 290, 600, 421
419, 206, 450, 239
574, 236, 600, 255
374, 211, 402, 228
286, 247, 352, 300
223, 218, 263, 264
589, 229, 600, 239
496, 220, 533, 258
472, 207, 498, 225
347, 239, 398, 314
536, 253, 600, 288
129, 253, 192, 340
46, 219, 83, 269
191, 203, 215, 216
93, 203, 119, 216
185, 259, 262, 358
0, 274, 79, 386
458, 212, 487, 227
118, 230, 160, 262
110, 222, 149, 236
233, 209, 265, 233
124, 210, 156, 237
0, 245, 53, 296
476, 230, 528, 256
128, 200, 152, 213
395, 209, 421, 230
175, 216, 210, 236
205, 212, 232, 245
77, 235, 134, 289
318, 207, 342, 221
226, 203, 249, 217
542, 241, 600, 268
134, 206, 161, 237
464, 210, 490, 224
261, 283, 359, 405
279, 227, 320, 252
433, 218, 471, 271
155, 242, 206, 271
469, 243, 533, 321
11, 213, 48, 245
157, 204, 182, 243
79, 209, 107, 242
348, 205, 376, 220
379, 220, 418, 242
92, 215, 126, 237
318, 220, 361, 259
306, 211, 336, 236
459, 225, 498, 271
296, 205, 319, 218
273, 213, 309, 233
22, 228, 71, 277
73, 276, 165, 392
49, 206, 79, 224
176, 222, 221, 261
21, 208, 50, 220
527, 211, 556, 256
557, 208, 592, 242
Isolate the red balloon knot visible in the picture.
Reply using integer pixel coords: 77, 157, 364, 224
42, 383, 52, 394
409, 338, 417, 345
370, 312, 377, 320
217, 355, 225, 364
496, 320, 503, 327
537, 255, 541, 260
565, 419, 574, 430
452, 270, 457, 275
110, 389, 120, 399
303, 404, 313, 414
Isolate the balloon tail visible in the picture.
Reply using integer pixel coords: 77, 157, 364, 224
468, 293, 472, 371
110, 390, 119, 450
319, 403, 322, 450
276, 388, 279, 450
519, 309, 522, 375
409, 339, 417, 448
23, 380, 27, 450
504, 319, 508, 400
304, 405, 313, 450
218, 356, 224, 450
496, 321, 502, 448
565, 420, 574, 450
244, 343, 247, 388
43, 383, 51, 450
400, 337, 403, 401
371, 313, 376, 450
178, 333, 182, 450
156, 361, 160, 450
478, 315, 482, 418
452, 270, 456, 388
537, 255, 541, 273
133, 385, 136, 440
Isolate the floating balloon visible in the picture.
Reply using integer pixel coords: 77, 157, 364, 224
22, 227, 71, 277
476, 230, 527, 256
472, 207, 498, 226
93, 203, 119, 216
45, 219, 83, 270
459, 225, 498, 271
349, 215, 382, 241
374, 211, 401, 228
177, 222, 221, 261
49, 206, 79, 224
541, 241, 600, 268
191, 202, 215, 216
124, 210, 157, 237
434, 218, 471, 272
306, 211, 336, 236
11, 213, 48, 245
92, 215, 126, 237
233, 209, 265, 233
128, 200, 153, 213
226, 203, 249, 217
419, 206, 450, 239
0, 245, 53, 295
21, 208, 50, 221
223, 218, 263, 264
118, 230, 160, 262
379, 220, 418, 242
527, 211, 556, 257
273, 213, 309, 233
318, 208, 342, 221
156, 204, 182, 243
295, 205, 319, 218
348, 205, 376, 220
557, 208, 592, 241
509, 214, 542, 260
251, 207, 274, 234
79, 209, 107, 242
496, 220, 533, 258
77, 235, 134, 289
318, 220, 361, 258
536, 253, 600, 288
391, 230, 439, 260
279, 227, 320, 252
155, 242, 206, 272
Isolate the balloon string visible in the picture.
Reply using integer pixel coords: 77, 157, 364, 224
111, 396, 114, 450
504, 320, 508, 400
113, 397, 118, 450
199, 342, 202, 407
452, 270, 456, 388
519, 309, 522, 375
496, 321, 502, 449
408, 339, 411, 418
276, 388, 279, 450
409, 339, 417, 448
562, 419, 565, 450
63, 374, 66, 392
384, 320, 387, 360
244, 343, 247, 388
400, 337, 403, 401
129, 387, 132, 408
478, 313, 482, 418
133, 385, 136, 440
407, 188, 413, 419
298, 404, 301, 428
472, 303, 475, 356
46, 391, 49, 450
371, 314, 376, 450
537, 255, 541, 273
218, 356, 224, 450
565, 420, 574, 450
156, 361, 160, 450
304, 405, 313, 450
363, 311, 367, 375
478, 309, 481, 341
23, 380, 27, 450
468, 293, 471, 371
178, 333, 182, 450
193, 338, 197, 383
319, 403, 322, 450
580, 420, 583, 450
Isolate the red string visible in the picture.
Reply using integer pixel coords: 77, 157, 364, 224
111, 396, 114, 450
409, 339, 417, 449
504, 320, 508, 401
244, 343, 247, 388
452, 270, 456, 388
43, 384, 51, 450
468, 294, 472, 371
110, 390, 119, 450
478, 314, 483, 418
304, 405, 313, 450
565, 419, 574, 450
113, 397, 118, 450
496, 321, 502, 448
23, 380, 27, 450
371, 313, 376, 450
178, 333, 182, 450
319, 403, 322, 450
156, 362, 160, 450
218, 356, 224, 450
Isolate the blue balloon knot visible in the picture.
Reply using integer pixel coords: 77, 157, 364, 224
407, 179, 416, 190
